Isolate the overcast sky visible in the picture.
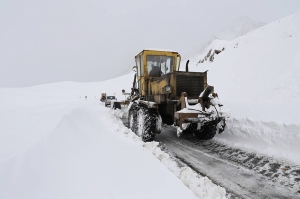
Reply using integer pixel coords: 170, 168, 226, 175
1, 0, 300, 87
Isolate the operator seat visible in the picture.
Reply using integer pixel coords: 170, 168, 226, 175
149, 66, 161, 76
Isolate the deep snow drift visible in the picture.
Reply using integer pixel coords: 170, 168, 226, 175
0, 82, 226, 199
182, 10, 300, 165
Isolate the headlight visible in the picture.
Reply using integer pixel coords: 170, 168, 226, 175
165, 86, 171, 92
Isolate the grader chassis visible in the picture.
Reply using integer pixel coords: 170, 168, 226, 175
127, 49, 229, 141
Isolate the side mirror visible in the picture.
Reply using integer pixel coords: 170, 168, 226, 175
132, 66, 137, 72
122, 89, 125, 93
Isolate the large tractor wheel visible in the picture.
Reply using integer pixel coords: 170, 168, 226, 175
136, 106, 156, 142
128, 103, 138, 132
217, 118, 226, 134
193, 124, 217, 140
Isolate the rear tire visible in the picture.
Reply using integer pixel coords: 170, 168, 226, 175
193, 124, 217, 140
161, 114, 173, 125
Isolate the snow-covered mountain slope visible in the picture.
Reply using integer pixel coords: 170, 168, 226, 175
186, 12, 300, 124
215, 16, 266, 41
186, 16, 265, 60
180, 11, 300, 164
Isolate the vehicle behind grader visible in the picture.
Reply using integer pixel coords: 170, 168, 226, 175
126, 49, 230, 141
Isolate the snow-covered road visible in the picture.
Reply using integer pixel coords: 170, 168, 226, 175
120, 110, 300, 199
154, 125, 300, 199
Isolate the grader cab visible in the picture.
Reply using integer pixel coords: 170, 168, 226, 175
127, 49, 230, 141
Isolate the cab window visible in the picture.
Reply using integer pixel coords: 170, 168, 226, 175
135, 56, 141, 76
146, 55, 174, 77
140, 55, 144, 76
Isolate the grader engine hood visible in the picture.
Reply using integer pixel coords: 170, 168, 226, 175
149, 71, 208, 104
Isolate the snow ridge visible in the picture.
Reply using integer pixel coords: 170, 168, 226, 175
110, 109, 227, 199
215, 117, 300, 164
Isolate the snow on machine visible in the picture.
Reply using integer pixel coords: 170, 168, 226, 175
125, 49, 230, 141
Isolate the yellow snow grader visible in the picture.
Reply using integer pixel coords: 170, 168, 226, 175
126, 49, 230, 141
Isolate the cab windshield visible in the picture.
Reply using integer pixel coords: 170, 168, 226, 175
146, 55, 174, 77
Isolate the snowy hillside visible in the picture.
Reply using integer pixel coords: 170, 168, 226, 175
215, 16, 266, 41
183, 11, 300, 164
187, 16, 265, 60
185, 12, 300, 124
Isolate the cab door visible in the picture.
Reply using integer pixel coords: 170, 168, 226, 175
135, 55, 144, 95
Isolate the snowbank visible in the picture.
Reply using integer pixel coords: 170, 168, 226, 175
110, 109, 227, 199
215, 118, 300, 164
0, 85, 201, 199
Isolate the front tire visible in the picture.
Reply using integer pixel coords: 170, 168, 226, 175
137, 107, 156, 142
128, 105, 155, 142
128, 103, 138, 132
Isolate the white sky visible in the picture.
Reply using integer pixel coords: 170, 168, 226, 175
1, 0, 300, 87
